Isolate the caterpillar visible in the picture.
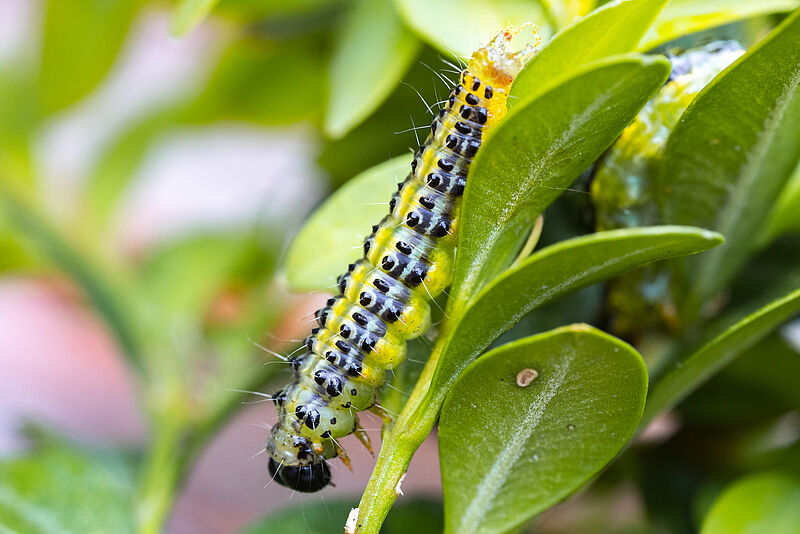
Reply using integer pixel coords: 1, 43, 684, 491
590, 41, 744, 337
264, 25, 539, 493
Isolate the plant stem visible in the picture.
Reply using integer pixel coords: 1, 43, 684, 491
136, 413, 185, 534
354, 302, 470, 533
509, 215, 544, 271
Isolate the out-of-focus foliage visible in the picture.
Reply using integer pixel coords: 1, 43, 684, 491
700, 472, 800, 534
324, 0, 420, 137
243, 498, 444, 534
40, 0, 141, 114
0, 439, 135, 534
0, 0, 799, 533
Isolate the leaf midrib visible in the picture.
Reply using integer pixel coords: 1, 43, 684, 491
698, 64, 800, 295
455, 353, 574, 533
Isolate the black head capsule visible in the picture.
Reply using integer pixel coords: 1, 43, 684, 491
268, 457, 331, 493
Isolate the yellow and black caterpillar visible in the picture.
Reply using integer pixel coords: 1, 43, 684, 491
266, 27, 537, 493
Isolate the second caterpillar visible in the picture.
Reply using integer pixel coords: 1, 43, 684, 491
265, 26, 539, 493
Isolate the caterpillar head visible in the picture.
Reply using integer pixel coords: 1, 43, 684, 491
468, 23, 541, 89
268, 456, 331, 493
266, 425, 332, 492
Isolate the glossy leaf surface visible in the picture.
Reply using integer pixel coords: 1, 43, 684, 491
394, 0, 549, 57
641, 0, 800, 50
452, 54, 670, 306
440, 325, 647, 534
644, 287, 800, 424
657, 9, 800, 309
434, 226, 722, 397
511, 0, 669, 102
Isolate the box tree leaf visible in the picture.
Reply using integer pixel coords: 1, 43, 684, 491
440, 325, 647, 534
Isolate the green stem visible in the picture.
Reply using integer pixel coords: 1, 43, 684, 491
355, 338, 445, 532
508, 215, 544, 272
134, 339, 283, 534
354, 289, 476, 534
136, 413, 185, 534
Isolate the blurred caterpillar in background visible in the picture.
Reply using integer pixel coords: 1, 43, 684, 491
591, 41, 744, 338
264, 26, 540, 493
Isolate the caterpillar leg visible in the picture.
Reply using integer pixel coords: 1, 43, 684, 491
369, 404, 394, 425
354, 422, 373, 455
334, 440, 353, 471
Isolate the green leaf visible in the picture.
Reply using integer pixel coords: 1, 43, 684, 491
436, 226, 722, 396
214, 0, 342, 21
187, 37, 326, 125
700, 473, 800, 534
680, 333, 800, 423
393, 0, 549, 57
284, 154, 412, 291
452, 54, 670, 305
657, 10, 800, 312
242, 497, 443, 534
0, 441, 134, 534
172, 0, 220, 35
351, 226, 719, 533
763, 160, 800, 242
644, 287, 800, 424
325, 0, 420, 138
511, 0, 669, 102
39, 0, 140, 114
641, 0, 800, 50
0, 209, 42, 273
440, 325, 647, 534
538, 0, 596, 29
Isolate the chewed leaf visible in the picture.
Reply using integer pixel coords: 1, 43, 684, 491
440, 325, 647, 534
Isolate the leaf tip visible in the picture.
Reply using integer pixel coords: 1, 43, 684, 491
701, 230, 726, 247
322, 117, 350, 140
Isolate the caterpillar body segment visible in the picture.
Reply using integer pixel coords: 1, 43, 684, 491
266, 25, 539, 493
592, 41, 745, 233
590, 41, 744, 337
